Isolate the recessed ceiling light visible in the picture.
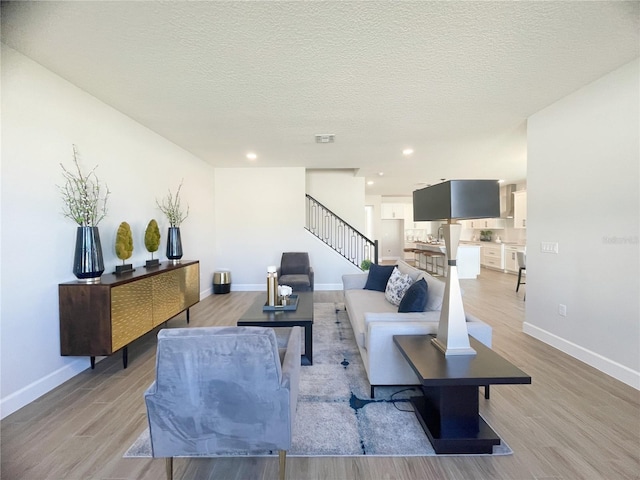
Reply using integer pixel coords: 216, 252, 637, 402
378, 172, 384, 176
402, 148, 414, 156
498, 179, 505, 183
246, 152, 257, 160
367, 181, 374, 186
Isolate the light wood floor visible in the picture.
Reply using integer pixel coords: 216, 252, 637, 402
2, 268, 639, 479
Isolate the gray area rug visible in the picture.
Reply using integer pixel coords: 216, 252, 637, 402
125, 302, 512, 457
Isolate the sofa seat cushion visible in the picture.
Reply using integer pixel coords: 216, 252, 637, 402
279, 274, 311, 290
345, 289, 398, 348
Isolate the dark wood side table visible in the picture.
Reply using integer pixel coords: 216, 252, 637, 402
237, 292, 314, 365
393, 334, 531, 454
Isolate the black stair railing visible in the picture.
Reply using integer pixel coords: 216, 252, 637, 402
305, 194, 378, 269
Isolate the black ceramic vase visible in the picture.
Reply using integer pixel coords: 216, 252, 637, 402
166, 227, 183, 261
73, 226, 105, 282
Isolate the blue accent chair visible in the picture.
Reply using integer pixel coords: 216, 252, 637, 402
144, 326, 302, 480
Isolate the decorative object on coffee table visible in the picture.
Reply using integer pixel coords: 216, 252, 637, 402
239, 291, 314, 365
58, 144, 110, 282
278, 284, 293, 305
413, 180, 499, 356
267, 265, 278, 306
144, 219, 161, 268
156, 181, 189, 262
114, 221, 134, 274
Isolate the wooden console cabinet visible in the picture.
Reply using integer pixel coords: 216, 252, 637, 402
59, 260, 200, 368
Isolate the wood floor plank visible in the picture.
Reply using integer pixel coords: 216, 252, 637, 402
1, 268, 638, 479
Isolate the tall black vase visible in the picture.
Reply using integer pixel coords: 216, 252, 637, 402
166, 227, 183, 261
73, 226, 105, 282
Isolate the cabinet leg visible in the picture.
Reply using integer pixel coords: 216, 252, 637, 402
186, 308, 190, 324
122, 347, 128, 369
484, 385, 490, 399
90, 356, 96, 369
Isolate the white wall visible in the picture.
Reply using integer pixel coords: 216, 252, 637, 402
0, 45, 217, 418
525, 58, 639, 389
214, 168, 361, 291
306, 170, 365, 231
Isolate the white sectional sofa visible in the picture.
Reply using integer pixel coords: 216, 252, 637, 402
342, 260, 492, 397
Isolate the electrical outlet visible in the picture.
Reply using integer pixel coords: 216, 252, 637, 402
541, 242, 559, 254
559, 304, 567, 317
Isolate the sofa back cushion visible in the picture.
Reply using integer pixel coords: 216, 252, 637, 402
395, 259, 422, 281
363, 263, 395, 292
417, 272, 445, 311
398, 278, 428, 313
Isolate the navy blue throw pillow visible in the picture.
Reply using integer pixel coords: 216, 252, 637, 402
363, 264, 395, 292
398, 278, 428, 313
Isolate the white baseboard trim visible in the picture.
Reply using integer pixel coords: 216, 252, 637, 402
230, 283, 343, 291
523, 322, 640, 390
1, 358, 92, 420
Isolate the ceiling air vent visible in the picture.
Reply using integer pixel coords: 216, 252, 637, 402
315, 134, 335, 144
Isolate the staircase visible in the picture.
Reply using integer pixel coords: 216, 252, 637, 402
305, 194, 378, 269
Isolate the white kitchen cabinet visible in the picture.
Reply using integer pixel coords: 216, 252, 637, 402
481, 243, 505, 270
513, 191, 527, 229
404, 203, 415, 223
504, 245, 526, 274
504, 246, 519, 273
465, 218, 506, 229
381, 203, 405, 219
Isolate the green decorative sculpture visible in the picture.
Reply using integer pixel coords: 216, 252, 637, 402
115, 221, 135, 274
144, 219, 161, 268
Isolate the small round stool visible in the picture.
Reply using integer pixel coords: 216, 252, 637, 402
213, 270, 231, 294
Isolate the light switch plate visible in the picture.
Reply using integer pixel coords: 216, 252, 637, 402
541, 241, 559, 254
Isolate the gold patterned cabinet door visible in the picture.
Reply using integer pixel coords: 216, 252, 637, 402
111, 278, 153, 352
151, 270, 182, 327
151, 263, 200, 326
182, 263, 200, 310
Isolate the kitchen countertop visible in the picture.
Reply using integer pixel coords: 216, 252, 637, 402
461, 241, 526, 249
415, 242, 482, 254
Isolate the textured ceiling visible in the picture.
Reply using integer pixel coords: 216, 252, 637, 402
2, 1, 638, 196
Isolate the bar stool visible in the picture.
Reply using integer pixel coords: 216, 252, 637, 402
431, 252, 445, 276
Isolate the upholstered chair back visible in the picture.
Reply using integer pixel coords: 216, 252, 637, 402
145, 326, 300, 459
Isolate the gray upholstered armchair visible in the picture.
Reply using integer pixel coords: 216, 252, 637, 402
144, 326, 302, 480
277, 252, 314, 292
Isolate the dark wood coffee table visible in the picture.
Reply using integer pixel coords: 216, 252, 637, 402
237, 292, 314, 365
393, 334, 531, 454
